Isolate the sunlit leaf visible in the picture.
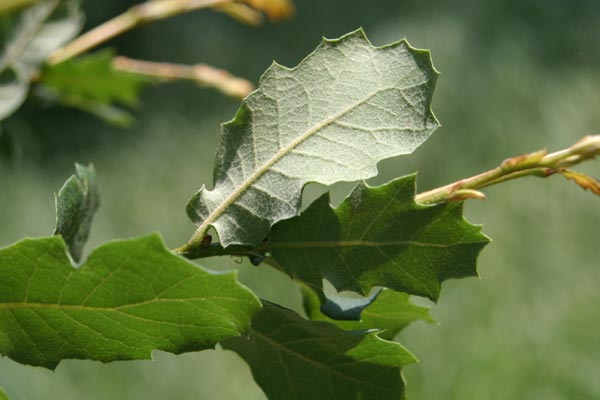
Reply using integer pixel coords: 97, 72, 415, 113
187, 29, 439, 246
0, 234, 261, 369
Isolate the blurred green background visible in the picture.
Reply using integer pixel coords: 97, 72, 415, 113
2, 0, 600, 398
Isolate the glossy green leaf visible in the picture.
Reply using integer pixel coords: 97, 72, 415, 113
0, 0, 82, 120
222, 302, 415, 400
53, 163, 99, 262
302, 286, 434, 340
187, 28, 439, 246
38, 50, 150, 125
270, 175, 490, 304
0, 234, 261, 369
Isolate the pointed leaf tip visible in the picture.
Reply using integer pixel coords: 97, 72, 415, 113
270, 175, 490, 312
222, 302, 415, 400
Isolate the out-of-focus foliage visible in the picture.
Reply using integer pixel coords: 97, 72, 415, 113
240, 0, 294, 21
38, 50, 151, 126
0, 0, 82, 121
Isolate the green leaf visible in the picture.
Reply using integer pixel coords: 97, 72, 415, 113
0, 234, 261, 369
187, 28, 439, 246
53, 163, 99, 262
0, 385, 8, 400
222, 302, 415, 400
302, 286, 434, 340
0, 0, 82, 120
38, 50, 151, 124
270, 175, 490, 304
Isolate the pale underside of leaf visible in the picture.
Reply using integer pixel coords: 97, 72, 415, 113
0, 234, 260, 369
187, 28, 439, 246
302, 286, 434, 340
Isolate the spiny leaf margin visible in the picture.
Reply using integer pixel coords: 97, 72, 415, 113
222, 301, 416, 400
269, 174, 490, 308
186, 28, 440, 247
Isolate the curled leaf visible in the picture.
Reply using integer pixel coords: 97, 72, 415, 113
560, 169, 600, 196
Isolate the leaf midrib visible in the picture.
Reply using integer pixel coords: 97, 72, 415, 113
0, 296, 253, 312
252, 330, 386, 390
195, 85, 407, 239
270, 239, 475, 250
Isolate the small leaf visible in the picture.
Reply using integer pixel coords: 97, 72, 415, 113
222, 302, 415, 400
187, 28, 439, 247
0, 234, 261, 369
53, 163, 99, 262
270, 175, 490, 307
560, 169, 600, 196
0, 0, 83, 120
302, 285, 434, 340
0, 385, 8, 400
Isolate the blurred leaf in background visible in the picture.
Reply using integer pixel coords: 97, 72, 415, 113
37, 50, 151, 126
0, 0, 82, 121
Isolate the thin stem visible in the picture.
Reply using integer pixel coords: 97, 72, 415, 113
214, 2, 263, 25
175, 135, 600, 260
47, 0, 230, 65
113, 56, 254, 99
415, 135, 600, 204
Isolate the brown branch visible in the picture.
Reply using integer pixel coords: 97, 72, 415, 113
113, 56, 254, 99
416, 135, 600, 204
47, 0, 231, 65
